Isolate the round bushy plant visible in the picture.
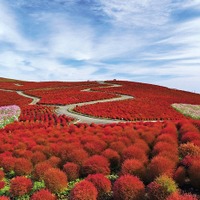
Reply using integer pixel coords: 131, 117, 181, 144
43, 168, 68, 193
31, 151, 47, 165
166, 192, 198, 200
70, 180, 97, 200
173, 166, 186, 187
82, 155, 110, 176
33, 162, 52, 180
147, 156, 175, 181
0, 156, 15, 172
0, 181, 5, 189
65, 149, 89, 166
113, 175, 145, 200
188, 160, 200, 189
0, 196, 10, 200
63, 162, 80, 181
31, 189, 56, 200
121, 159, 145, 179
10, 176, 33, 197
102, 148, 120, 170
179, 143, 200, 158
86, 173, 111, 199
14, 158, 33, 176
147, 175, 178, 200
122, 146, 148, 164
47, 156, 61, 168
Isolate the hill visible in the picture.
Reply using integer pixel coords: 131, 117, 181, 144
0, 78, 200, 199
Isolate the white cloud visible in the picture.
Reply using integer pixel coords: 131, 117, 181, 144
0, 1, 40, 51
96, 0, 173, 27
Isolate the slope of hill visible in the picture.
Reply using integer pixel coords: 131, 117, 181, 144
0, 78, 200, 199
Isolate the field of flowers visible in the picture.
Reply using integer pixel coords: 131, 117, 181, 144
172, 104, 200, 120
0, 105, 20, 129
1, 78, 200, 199
74, 81, 200, 121
0, 119, 200, 199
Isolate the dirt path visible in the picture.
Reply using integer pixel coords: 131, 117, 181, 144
0, 82, 134, 124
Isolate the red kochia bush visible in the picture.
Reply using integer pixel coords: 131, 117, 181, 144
109, 141, 126, 155
179, 143, 200, 157
86, 174, 111, 198
70, 180, 97, 200
63, 162, 80, 181
121, 159, 145, 180
10, 176, 32, 197
14, 158, 33, 176
43, 168, 68, 193
31, 189, 56, 200
173, 166, 186, 187
147, 175, 177, 200
47, 156, 61, 168
188, 160, 200, 189
122, 145, 148, 164
82, 155, 110, 176
147, 156, 175, 181
166, 193, 199, 200
113, 175, 145, 200
0, 156, 15, 172
0, 181, 5, 189
33, 162, 52, 180
102, 148, 120, 170
0, 196, 10, 200
152, 142, 178, 157
64, 149, 89, 166
31, 151, 47, 165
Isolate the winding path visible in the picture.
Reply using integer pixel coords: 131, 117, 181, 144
1, 82, 134, 124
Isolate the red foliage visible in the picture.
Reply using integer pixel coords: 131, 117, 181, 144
82, 155, 110, 176
147, 156, 176, 181
152, 141, 178, 156
10, 176, 32, 197
147, 175, 178, 200
14, 158, 33, 176
122, 145, 148, 164
166, 193, 199, 200
0, 156, 16, 172
188, 160, 200, 190
0, 181, 5, 189
121, 159, 145, 180
0, 196, 10, 200
31, 151, 47, 165
86, 173, 111, 198
101, 148, 120, 170
63, 162, 80, 181
47, 156, 61, 168
33, 162, 53, 180
109, 141, 126, 155
63, 149, 89, 166
43, 168, 68, 193
173, 166, 186, 186
181, 132, 200, 143
31, 189, 56, 200
69, 180, 98, 200
113, 175, 145, 200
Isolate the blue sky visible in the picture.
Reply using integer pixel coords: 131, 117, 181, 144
0, 0, 200, 93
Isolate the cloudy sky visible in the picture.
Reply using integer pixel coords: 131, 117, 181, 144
0, 0, 200, 93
